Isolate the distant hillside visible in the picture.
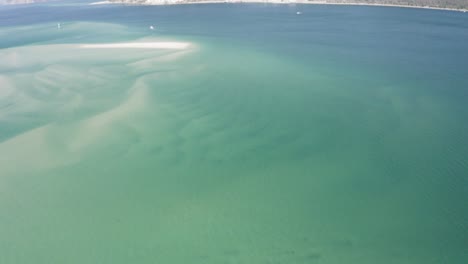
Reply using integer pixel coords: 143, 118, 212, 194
107, 0, 468, 10
324, 0, 468, 9
0, 0, 49, 4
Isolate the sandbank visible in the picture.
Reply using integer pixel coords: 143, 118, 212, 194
80, 42, 191, 50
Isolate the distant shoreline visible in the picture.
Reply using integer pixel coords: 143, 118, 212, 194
93, 1, 468, 13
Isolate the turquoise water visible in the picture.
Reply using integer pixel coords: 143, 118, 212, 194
1, 3, 467, 264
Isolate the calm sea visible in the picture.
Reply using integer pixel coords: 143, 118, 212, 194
1, 2, 467, 264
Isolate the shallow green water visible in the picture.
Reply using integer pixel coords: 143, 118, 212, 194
0, 4, 467, 264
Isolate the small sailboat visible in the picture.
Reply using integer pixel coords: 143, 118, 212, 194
296, 11, 302, 15
57, 23, 61, 29
150, 25, 155, 30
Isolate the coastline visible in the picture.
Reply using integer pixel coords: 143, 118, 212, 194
94, 1, 468, 13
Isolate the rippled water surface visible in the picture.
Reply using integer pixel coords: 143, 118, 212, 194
1, 3, 467, 264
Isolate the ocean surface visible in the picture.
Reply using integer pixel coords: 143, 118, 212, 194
1, 2, 467, 263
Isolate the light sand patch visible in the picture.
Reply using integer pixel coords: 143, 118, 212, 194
80, 42, 191, 50
0, 81, 150, 173
128, 50, 189, 66
90, 1, 112, 4
67, 80, 149, 152
0, 124, 79, 174
0, 31, 196, 173
0, 51, 21, 69
0, 76, 14, 98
